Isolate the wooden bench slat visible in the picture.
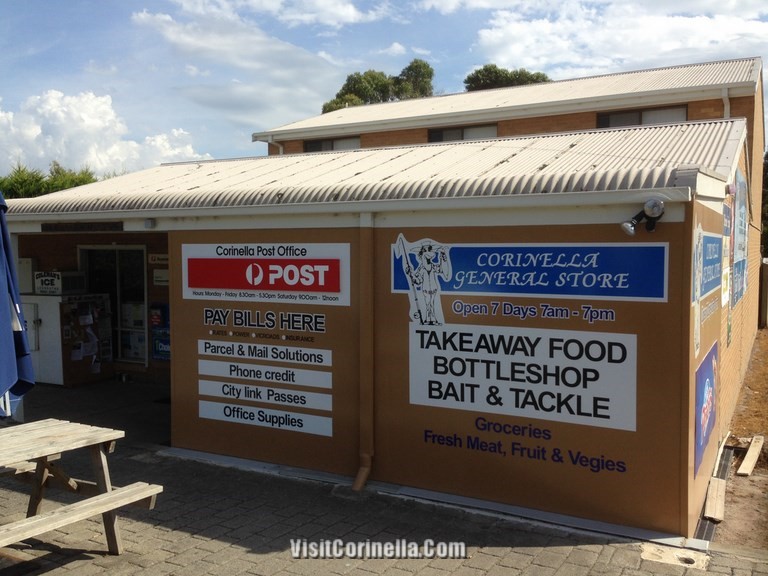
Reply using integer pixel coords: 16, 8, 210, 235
0, 482, 163, 549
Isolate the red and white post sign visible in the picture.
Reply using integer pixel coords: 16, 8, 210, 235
182, 243, 350, 306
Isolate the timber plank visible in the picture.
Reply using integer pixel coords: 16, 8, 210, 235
703, 477, 726, 522
736, 435, 765, 476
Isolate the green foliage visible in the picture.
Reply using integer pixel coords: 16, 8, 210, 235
322, 93, 366, 114
464, 64, 550, 91
338, 70, 393, 104
0, 161, 97, 199
47, 161, 96, 192
393, 59, 434, 100
0, 164, 46, 199
322, 59, 435, 113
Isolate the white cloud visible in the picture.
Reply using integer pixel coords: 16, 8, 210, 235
171, 0, 393, 28
317, 50, 348, 66
472, 2, 768, 79
133, 10, 335, 81
418, 0, 768, 18
0, 91, 209, 176
379, 42, 406, 56
185, 64, 210, 77
132, 8, 342, 128
264, 0, 392, 28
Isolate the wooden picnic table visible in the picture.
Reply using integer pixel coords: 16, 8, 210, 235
0, 418, 162, 555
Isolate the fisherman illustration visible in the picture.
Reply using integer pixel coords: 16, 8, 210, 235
395, 234, 452, 325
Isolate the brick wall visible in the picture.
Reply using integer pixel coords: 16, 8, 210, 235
361, 128, 429, 148
266, 140, 303, 155
716, 82, 765, 439
498, 112, 597, 136
688, 99, 724, 120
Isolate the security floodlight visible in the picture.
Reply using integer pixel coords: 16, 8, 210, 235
621, 199, 665, 235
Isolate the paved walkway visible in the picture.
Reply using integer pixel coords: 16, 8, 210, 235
0, 379, 765, 575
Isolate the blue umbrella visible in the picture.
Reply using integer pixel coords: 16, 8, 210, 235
0, 191, 34, 417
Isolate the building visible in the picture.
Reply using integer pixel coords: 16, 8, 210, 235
252, 57, 764, 164
5, 56, 764, 538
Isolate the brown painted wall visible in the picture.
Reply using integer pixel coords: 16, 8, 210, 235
169, 229, 361, 475
371, 222, 688, 534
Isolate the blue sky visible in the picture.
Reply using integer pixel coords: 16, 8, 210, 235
1, 0, 767, 176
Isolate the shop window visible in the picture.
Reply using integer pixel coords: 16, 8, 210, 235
80, 246, 147, 364
304, 136, 360, 152
597, 106, 687, 128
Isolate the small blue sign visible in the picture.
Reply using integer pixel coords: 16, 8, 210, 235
699, 234, 723, 299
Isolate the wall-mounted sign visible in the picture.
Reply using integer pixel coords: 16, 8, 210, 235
182, 243, 351, 306
694, 342, 718, 476
149, 253, 169, 266
392, 239, 668, 304
33, 271, 87, 295
410, 323, 637, 431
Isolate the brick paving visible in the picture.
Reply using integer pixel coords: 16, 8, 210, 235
0, 380, 765, 575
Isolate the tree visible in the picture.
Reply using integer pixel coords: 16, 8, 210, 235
0, 164, 46, 199
322, 59, 435, 113
337, 70, 393, 105
46, 161, 96, 192
0, 161, 97, 199
394, 58, 434, 100
464, 64, 550, 91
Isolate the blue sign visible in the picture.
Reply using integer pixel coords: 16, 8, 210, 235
695, 342, 718, 476
392, 241, 668, 302
698, 234, 722, 300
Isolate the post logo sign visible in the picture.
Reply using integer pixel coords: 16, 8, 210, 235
392, 239, 668, 302
182, 243, 350, 306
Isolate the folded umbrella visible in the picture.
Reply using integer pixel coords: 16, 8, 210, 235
0, 191, 34, 416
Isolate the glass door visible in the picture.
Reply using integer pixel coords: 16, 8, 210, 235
80, 246, 147, 364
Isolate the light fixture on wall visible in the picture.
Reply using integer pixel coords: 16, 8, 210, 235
144, 218, 156, 229
621, 199, 665, 236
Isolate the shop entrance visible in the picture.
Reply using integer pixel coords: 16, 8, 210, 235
79, 246, 148, 364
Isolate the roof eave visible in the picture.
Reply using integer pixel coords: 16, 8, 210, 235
5, 188, 695, 229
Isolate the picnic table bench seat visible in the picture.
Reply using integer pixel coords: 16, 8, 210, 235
0, 482, 163, 549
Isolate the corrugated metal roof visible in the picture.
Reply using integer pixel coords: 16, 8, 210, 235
253, 57, 761, 140
7, 118, 745, 218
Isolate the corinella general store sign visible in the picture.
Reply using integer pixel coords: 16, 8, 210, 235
392, 239, 668, 304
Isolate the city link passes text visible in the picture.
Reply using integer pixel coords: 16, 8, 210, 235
290, 538, 466, 560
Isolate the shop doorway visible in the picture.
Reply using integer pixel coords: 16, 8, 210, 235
79, 246, 148, 365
